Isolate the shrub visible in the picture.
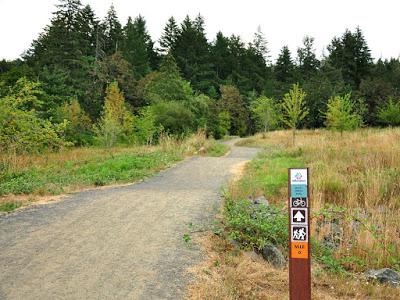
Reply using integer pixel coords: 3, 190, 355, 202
56, 99, 93, 145
151, 101, 194, 135
325, 94, 361, 134
0, 78, 68, 154
377, 97, 400, 126
95, 81, 135, 147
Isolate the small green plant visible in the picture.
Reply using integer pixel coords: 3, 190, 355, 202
0, 202, 22, 212
225, 198, 288, 251
183, 233, 191, 244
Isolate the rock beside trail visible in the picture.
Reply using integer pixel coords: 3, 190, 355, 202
252, 195, 269, 207
365, 268, 400, 287
261, 244, 285, 268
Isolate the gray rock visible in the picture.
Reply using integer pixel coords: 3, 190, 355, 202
261, 244, 285, 268
228, 238, 241, 249
322, 222, 343, 250
253, 195, 269, 207
365, 268, 400, 287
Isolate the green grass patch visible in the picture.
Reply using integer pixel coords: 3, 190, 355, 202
0, 202, 22, 212
0, 150, 181, 196
204, 142, 229, 157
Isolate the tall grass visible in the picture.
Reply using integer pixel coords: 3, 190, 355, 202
238, 128, 400, 271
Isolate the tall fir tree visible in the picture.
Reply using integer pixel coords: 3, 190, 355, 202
101, 4, 123, 55
274, 46, 295, 83
327, 27, 372, 88
122, 15, 156, 78
172, 15, 216, 94
159, 17, 180, 54
297, 36, 319, 80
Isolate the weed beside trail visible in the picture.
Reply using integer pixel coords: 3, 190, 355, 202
0, 131, 227, 211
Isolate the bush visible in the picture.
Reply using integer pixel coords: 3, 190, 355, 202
56, 99, 93, 145
95, 81, 135, 147
151, 101, 194, 135
225, 198, 288, 251
325, 94, 362, 134
378, 97, 400, 126
0, 78, 68, 154
133, 107, 159, 145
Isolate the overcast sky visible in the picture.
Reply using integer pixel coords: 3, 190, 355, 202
1, 0, 399, 62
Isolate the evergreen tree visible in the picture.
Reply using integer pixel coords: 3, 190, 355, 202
211, 32, 231, 83
252, 26, 270, 65
159, 17, 180, 54
25, 0, 84, 69
101, 4, 123, 55
173, 15, 216, 94
122, 15, 155, 78
76, 4, 98, 57
297, 36, 319, 80
274, 46, 295, 83
327, 27, 372, 88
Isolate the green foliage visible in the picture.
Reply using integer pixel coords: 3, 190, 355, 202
0, 202, 22, 212
280, 84, 308, 145
56, 99, 93, 145
325, 94, 361, 133
0, 78, 68, 153
219, 85, 248, 136
225, 199, 288, 250
133, 107, 158, 145
151, 101, 194, 135
377, 97, 400, 126
251, 96, 279, 132
137, 54, 193, 104
95, 81, 134, 147
121, 15, 153, 78
275, 46, 295, 83
327, 27, 372, 88
203, 142, 229, 157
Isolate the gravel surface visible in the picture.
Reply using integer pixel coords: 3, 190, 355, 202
0, 140, 259, 300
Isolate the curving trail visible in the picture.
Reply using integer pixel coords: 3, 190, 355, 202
0, 140, 258, 300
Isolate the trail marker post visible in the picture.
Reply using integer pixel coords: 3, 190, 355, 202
288, 168, 311, 300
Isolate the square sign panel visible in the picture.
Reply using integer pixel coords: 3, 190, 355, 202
290, 169, 308, 185
291, 225, 308, 242
291, 242, 309, 259
291, 208, 308, 225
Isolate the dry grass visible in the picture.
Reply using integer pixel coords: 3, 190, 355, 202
187, 233, 399, 300
238, 128, 400, 271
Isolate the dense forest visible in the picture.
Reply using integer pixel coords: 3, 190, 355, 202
1, 0, 400, 153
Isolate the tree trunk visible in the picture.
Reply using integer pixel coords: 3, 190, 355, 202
292, 128, 296, 146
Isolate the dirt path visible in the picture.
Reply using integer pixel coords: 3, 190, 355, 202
0, 141, 258, 300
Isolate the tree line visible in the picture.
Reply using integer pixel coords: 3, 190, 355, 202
1, 0, 400, 153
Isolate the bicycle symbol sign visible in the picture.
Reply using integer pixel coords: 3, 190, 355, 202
291, 197, 308, 207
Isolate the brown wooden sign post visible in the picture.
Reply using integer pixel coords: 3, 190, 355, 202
288, 168, 311, 300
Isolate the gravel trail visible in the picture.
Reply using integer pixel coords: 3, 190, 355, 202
0, 141, 258, 300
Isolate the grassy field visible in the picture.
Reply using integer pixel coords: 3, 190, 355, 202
0, 132, 228, 212
187, 128, 400, 299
